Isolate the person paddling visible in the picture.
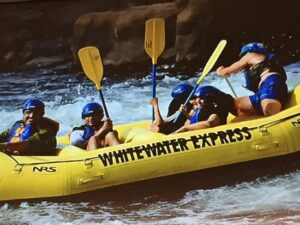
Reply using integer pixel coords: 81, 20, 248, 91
217, 42, 288, 116
173, 86, 236, 133
149, 83, 194, 134
70, 102, 120, 151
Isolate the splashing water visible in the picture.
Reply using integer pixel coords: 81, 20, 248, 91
0, 62, 300, 224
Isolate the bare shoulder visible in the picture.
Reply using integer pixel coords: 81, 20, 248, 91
247, 52, 267, 65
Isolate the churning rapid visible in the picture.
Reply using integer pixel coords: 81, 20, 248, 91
0, 61, 300, 224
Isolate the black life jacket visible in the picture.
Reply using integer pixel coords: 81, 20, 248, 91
244, 58, 286, 92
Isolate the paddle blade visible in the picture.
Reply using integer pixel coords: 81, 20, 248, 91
78, 46, 103, 90
197, 40, 227, 85
145, 18, 165, 64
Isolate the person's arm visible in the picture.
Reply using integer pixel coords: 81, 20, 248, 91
217, 55, 250, 77
173, 114, 220, 134
149, 98, 164, 126
164, 104, 190, 122
94, 120, 113, 138
0, 141, 30, 155
70, 130, 88, 149
43, 117, 59, 134
27, 128, 55, 155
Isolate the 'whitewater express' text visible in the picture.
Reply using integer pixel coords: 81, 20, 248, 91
98, 127, 251, 167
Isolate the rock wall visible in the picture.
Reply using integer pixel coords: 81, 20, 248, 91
0, 0, 299, 76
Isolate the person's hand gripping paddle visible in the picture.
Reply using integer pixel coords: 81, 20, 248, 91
174, 40, 227, 123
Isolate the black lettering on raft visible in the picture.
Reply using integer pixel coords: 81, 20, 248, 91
98, 127, 253, 167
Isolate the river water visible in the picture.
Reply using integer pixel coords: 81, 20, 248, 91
0, 62, 300, 224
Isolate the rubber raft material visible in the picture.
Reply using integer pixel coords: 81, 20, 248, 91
1, 85, 300, 202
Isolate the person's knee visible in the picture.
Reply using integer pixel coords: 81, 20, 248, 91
148, 124, 160, 132
262, 100, 282, 116
234, 97, 254, 116
105, 131, 120, 145
105, 131, 115, 139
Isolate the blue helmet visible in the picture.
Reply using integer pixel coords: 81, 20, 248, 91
22, 98, 45, 115
81, 102, 104, 119
194, 86, 221, 100
239, 42, 270, 58
171, 83, 193, 102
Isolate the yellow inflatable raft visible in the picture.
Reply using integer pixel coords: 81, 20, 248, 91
1, 85, 300, 202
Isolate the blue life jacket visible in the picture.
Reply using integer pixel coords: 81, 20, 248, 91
189, 101, 228, 125
73, 125, 97, 141
189, 107, 202, 124
7, 121, 33, 143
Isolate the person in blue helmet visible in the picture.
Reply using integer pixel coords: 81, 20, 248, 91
149, 83, 194, 134
217, 42, 288, 116
173, 86, 236, 133
70, 102, 120, 151
0, 98, 59, 155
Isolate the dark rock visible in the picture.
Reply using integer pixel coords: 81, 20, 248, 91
0, 0, 299, 76
73, 3, 178, 68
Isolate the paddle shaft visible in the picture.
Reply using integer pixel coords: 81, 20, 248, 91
225, 77, 238, 98
99, 89, 110, 119
152, 64, 157, 120
173, 85, 198, 123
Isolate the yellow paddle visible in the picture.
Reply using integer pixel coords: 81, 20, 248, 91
145, 18, 165, 120
174, 40, 227, 123
196, 40, 227, 85
78, 46, 110, 119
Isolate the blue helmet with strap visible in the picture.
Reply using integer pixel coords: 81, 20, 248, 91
81, 102, 104, 119
171, 83, 193, 103
194, 86, 221, 100
22, 98, 45, 115
239, 42, 274, 59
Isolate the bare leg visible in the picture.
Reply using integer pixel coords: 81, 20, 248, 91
261, 99, 282, 116
234, 96, 256, 116
105, 131, 121, 146
86, 136, 103, 151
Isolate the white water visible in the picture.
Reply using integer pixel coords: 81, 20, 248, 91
0, 62, 300, 224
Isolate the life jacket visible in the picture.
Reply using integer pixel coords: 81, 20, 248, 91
72, 125, 97, 141
189, 103, 216, 125
7, 121, 34, 143
189, 99, 230, 125
244, 58, 287, 92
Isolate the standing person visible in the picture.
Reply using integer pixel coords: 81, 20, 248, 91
70, 102, 120, 151
149, 83, 194, 134
217, 42, 288, 116
0, 98, 59, 155
173, 86, 236, 133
